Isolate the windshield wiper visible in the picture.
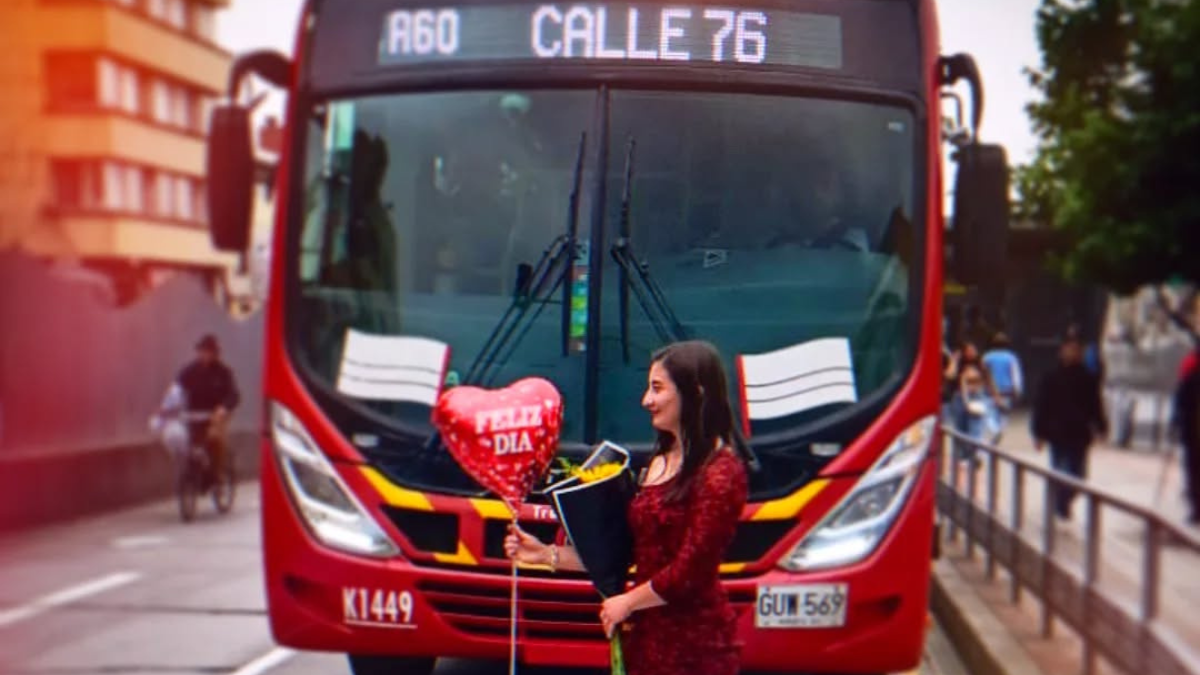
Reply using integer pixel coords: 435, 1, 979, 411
463, 233, 571, 385
615, 138, 634, 364
463, 132, 588, 385
610, 137, 688, 358
423, 133, 587, 453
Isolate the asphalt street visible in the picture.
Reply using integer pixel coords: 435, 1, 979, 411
0, 484, 965, 675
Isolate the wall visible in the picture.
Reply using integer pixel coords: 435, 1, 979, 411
0, 252, 265, 530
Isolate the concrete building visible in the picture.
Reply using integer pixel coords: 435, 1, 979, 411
0, 0, 247, 306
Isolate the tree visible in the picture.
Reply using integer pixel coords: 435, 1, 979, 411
1019, 0, 1200, 336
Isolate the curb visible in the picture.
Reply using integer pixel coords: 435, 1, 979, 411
930, 557, 1048, 675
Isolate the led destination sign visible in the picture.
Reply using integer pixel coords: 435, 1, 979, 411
378, 3, 843, 69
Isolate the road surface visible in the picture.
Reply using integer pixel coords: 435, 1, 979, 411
0, 484, 965, 675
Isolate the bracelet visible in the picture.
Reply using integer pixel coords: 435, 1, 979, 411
547, 544, 559, 573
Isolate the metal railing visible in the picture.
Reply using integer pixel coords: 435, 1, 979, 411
938, 426, 1200, 675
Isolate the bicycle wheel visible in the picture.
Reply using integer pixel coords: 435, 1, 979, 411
212, 461, 235, 514
178, 458, 199, 523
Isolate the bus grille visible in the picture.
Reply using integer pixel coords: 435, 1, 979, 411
419, 579, 759, 642
418, 579, 608, 641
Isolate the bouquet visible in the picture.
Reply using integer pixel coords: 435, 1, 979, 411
545, 441, 637, 675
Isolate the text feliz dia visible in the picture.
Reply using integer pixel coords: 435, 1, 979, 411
474, 405, 544, 455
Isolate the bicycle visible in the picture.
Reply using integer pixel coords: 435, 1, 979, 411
160, 411, 236, 523
179, 438, 236, 523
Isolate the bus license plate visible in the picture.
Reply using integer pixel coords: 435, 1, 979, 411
755, 583, 848, 628
342, 587, 417, 628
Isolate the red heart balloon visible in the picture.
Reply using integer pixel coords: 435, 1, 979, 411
432, 377, 563, 511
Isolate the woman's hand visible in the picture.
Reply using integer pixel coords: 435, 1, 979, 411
503, 524, 549, 566
599, 593, 634, 639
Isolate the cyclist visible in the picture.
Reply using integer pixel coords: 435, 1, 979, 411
177, 334, 240, 485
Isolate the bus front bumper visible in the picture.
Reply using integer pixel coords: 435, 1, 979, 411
262, 446, 936, 673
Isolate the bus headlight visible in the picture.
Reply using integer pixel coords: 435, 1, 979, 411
778, 416, 935, 572
271, 402, 398, 557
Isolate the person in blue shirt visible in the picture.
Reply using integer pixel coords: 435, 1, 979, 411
983, 332, 1023, 438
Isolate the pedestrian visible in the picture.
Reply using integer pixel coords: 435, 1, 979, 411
505, 340, 749, 675
1172, 344, 1200, 525
948, 362, 1001, 489
1175, 296, 1200, 382
944, 340, 982, 391
982, 332, 1023, 434
1031, 336, 1108, 520
1178, 349, 1198, 382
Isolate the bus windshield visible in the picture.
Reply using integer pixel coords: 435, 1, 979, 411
287, 87, 918, 457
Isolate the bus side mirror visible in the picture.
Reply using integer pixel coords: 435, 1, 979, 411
206, 105, 254, 253
206, 50, 292, 253
950, 143, 1009, 286
939, 54, 983, 139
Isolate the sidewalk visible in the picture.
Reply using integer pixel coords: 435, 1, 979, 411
937, 411, 1200, 675
996, 410, 1194, 530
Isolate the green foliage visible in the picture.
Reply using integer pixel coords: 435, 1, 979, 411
1018, 0, 1200, 294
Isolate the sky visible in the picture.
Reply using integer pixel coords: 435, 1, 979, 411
218, 0, 1045, 167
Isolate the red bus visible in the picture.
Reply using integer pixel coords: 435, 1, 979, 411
207, 1, 1006, 672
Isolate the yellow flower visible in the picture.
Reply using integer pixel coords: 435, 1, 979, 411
571, 462, 622, 484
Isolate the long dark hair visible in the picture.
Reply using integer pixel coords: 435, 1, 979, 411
650, 340, 741, 502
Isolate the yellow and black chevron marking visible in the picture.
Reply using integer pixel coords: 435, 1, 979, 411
361, 467, 831, 570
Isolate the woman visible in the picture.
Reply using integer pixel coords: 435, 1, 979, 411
944, 340, 1002, 402
505, 340, 749, 675
943, 340, 980, 387
949, 362, 1002, 481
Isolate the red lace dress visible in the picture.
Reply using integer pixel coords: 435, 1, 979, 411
622, 449, 749, 675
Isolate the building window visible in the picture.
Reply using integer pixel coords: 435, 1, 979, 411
153, 172, 174, 218
192, 4, 216, 42
51, 162, 83, 208
50, 160, 201, 222
196, 94, 212, 133
50, 53, 207, 132
151, 78, 170, 123
172, 86, 192, 129
50, 160, 134, 213
175, 176, 194, 220
196, 182, 208, 223
147, 0, 167, 21
166, 0, 187, 30
124, 165, 145, 213
97, 58, 120, 108
102, 162, 125, 210
95, 57, 140, 114
51, 161, 102, 210
111, 0, 218, 46
45, 53, 98, 108
149, 78, 200, 131
119, 66, 139, 114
